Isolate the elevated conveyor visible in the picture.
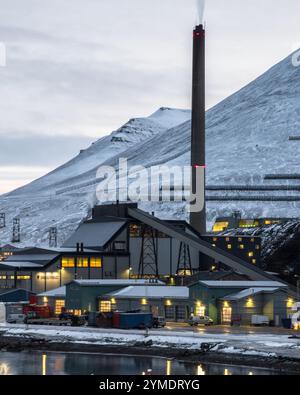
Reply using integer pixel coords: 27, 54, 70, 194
128, 208, 289, 285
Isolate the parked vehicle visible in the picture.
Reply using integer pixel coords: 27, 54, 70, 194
188, 315, 213, 326
251, 315, 270, 326
152, 316, 166, 328
7, 314, 26, 324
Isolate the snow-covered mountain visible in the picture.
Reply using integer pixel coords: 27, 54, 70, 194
1, 51, 300, 247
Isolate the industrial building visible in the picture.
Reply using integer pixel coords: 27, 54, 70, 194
0, 203, 292, 295
36, 278, 294, 325
212, 214, 290, 233
189, 281, 292, 325
203, 235, 262, 268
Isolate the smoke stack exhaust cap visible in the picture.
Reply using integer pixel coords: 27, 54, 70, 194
193, 24, 205, 39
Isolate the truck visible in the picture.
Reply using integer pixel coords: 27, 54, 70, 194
251, 315, 270, 326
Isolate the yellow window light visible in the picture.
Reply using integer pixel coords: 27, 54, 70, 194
165, 299, 172, 306
77, 257, 89, 268
141, 298, 148, 306
213, 222, 229, 233
246, 298, 254, 308
287, 298, 294, 309
111, 298, 117, 305
99, 301, 112, 313
61, 257, 75, 268
223, 301, 230, 308
227, 244, 232, 250
90, 257, 102, 268
248, 252, 254, 257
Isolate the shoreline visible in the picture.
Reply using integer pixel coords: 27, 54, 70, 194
1, 335, 300, 374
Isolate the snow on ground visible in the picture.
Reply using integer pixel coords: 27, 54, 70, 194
1, 52, 300, 247
1, 324, 300, 360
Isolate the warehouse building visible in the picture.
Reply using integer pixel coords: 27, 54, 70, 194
100, 285, 189, 322
189, 281, 291, 325
37, 286, 66, 316
65, 279, 165, 314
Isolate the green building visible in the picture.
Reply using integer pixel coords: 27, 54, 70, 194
189, 280, 291, 325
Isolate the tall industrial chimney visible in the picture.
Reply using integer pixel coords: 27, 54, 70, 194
190, 24, 206, 234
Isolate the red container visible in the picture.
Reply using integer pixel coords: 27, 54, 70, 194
29, 295, 37, 305
23, 305, 34, 315
34, 305, 52, 318
113, 312, 121, 328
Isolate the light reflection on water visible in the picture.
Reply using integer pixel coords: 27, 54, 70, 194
0, 351, 288, 376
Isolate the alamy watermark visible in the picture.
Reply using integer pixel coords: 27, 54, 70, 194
95, 158, 205, 213
0, 42, 6, 67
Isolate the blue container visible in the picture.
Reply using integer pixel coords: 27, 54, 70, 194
282, 318, 292, 329
119, 313, 153, 329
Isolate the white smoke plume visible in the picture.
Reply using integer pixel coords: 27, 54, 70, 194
196, 0, 206, 24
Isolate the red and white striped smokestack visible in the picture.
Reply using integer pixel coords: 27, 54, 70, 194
190, 24, 206, 234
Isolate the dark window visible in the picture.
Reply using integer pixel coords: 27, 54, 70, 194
113, 241, 126, 251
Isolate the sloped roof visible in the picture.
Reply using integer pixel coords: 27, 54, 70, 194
106, 286, 189, 299
198, 281, 287, 288
221, 287, 281, 301
0, 261, 43, 269
38, 286, 66, 298
72, 279, 164, 287
6, 254, 59, 263
62, 220, 126, 248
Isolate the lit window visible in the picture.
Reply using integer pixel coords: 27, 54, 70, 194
10, 276, 15, 280
17, 275, 31, 280
195, 302, 205, 316
130, 224, 141, 237
255, 245, 260, 250
0, 276, 7, 280
238, 238, 243, 242
226, 237, 230, 242
43, 297, 48, 304
252, 259, 257, 265
227, 244, 232, 250
239, 220, 259, 228
177, 270, 192, 276
55, 300, 65, 315
251, 238, 255, 243
239, 245, 245, 250
246, 298, 254, 308
61, 257, 75, 268
287, 298, 294, 309
248, 252, 254, 257
212, 222, 229, 233
77, 257, 88, 268
212, 244, 216, 248
99, 301, 111, 313
90, 257, 102, 268
165, 299, 172, 306
141, 298, 148, 305
213, 237, 217, 242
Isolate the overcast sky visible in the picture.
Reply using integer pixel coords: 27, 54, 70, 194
0, 0, 299, 193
